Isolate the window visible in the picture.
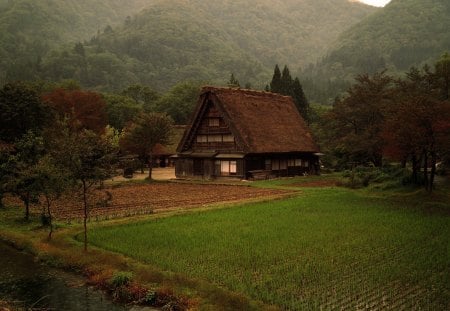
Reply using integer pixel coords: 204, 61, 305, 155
304, 160, 309, 168
196, 135, 207, 143
222, 134, 235, 142
220, 160, 237, 175
209, 135, 222, 142
288, 159, 295, 167
280, 159, 287, 170
265, 159, 271, 170
229, 161, 237, 174
272, 159, 280, 170
295, 159, 302, 167
209, 118, 220, 126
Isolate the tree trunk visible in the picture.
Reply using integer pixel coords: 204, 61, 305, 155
140, 160, 145, 174
46, 196, 53, 241
401, 157, 407, 168
148, 154, 153, 180
82, 180, 88, 252
24, 192, 30, 221
423, 150, 429, 191
411, 153, 419, 184
429, 152, 437, 193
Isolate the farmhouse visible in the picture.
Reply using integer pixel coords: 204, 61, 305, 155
175, 86, 320, 180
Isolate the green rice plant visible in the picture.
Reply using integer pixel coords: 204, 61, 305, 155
88, 187, 450, 309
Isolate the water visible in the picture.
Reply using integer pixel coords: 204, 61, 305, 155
0, 241, 126, 310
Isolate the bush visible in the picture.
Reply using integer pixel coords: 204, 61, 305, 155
342, 165, 412, 188
109, 271, 133, 288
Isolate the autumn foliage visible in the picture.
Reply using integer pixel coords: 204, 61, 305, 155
322, 53, 450, 192
42, 89, 107, 134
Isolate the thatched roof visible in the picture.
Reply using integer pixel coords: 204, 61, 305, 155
179, 86, 319, 154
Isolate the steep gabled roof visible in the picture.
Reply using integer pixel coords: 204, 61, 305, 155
178, 86, 319, 154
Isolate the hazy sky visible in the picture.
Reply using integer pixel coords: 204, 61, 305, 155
359, 0, 391, 6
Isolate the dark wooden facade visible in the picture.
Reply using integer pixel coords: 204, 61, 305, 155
175, 87, 320, 180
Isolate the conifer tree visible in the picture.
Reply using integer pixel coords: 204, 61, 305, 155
228, 73, 240, 87
270, 64, 282, 93
269, 64, 310, 121
292, 77, 309, 121
281, 65, 293, 95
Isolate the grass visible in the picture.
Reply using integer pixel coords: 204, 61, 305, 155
88, 186, 450, 310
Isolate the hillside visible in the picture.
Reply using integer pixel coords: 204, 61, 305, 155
0, 0, 376, 91
0, 0, 151, 82
304, 0, 450, 103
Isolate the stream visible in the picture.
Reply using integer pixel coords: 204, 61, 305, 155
0, 241, 127, 310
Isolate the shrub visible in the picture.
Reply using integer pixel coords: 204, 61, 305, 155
109, 271, 133, 288
342, 165, 413, 188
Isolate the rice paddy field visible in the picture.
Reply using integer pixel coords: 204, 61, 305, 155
88, 185, 450, 310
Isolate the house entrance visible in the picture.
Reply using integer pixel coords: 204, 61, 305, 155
193, 159, 203, 175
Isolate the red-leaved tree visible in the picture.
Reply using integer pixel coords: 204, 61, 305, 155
42, 89, 107, 134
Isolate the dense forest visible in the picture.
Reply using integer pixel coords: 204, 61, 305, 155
0, 0, 376, 92
303, 0, 450, 103
1, 0, 449, 101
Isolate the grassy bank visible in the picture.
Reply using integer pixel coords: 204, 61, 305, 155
88, 185, 450, 310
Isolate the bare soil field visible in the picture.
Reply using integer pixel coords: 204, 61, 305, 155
6, 183, 290, 221
289, 180, 338, 187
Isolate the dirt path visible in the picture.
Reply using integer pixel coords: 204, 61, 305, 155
110, 167, 176, 182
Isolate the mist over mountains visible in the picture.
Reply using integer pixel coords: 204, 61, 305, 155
1, 0, 448, 103
304, 0, 450, 103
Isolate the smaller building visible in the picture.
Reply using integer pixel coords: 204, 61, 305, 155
175, 86, 320, 180
153, 125, 186, 167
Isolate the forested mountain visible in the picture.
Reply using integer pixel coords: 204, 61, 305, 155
303, 0, 450, 103
0, 0, 376, 91
0, 0, 151, 82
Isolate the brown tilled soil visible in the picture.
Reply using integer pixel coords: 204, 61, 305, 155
289, 180, 339, 188
6, 183, 291, 221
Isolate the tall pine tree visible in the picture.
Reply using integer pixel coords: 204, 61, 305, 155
270, 65, 282, 93
281, 65, 293, 95
269, 65, 309, 122
292, 77, 309, 121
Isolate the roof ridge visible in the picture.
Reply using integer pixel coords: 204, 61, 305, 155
200, 85, 292, 99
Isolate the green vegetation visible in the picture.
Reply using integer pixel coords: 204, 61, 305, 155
88, 183, 450, 309
0, 0, 376, 91
0, 0, 150, 83
268, 65, 309, 121
305, 0, 450, 103
317, 56, 450, 191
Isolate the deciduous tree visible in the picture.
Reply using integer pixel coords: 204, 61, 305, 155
120, 113, 173, 179
42, 89, 107, 134
0, 82, 51, 142
50, 125, 116, 251
103, 94, 143, 131
383, 66, 450, 191
34, 155, 71, 240
121, 84, 159, 112
6, 131, 46, 220
323, 71, 393, 167
155, 81, 201, 124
